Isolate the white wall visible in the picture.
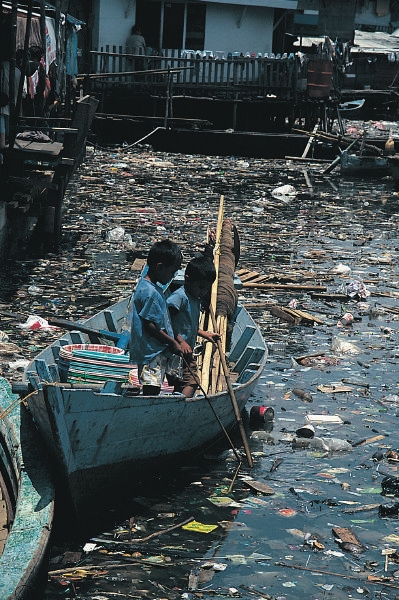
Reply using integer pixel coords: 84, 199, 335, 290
92, 1, 274, 55
204, 4, 274, 55
94, 0, 137, 50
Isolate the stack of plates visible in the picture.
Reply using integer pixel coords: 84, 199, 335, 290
59, 344, 131, 385
58, 344, 175, 391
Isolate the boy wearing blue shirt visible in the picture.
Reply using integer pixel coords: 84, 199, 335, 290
167, 256, 220, 397
129, 240, 182, 396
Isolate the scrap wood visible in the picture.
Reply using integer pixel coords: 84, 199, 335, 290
318, 384, 354, 393
310, 292, 349, 302
49, 558, 172, 579
275, 561, 399, 588
245, 480, 275, 495
92, 516, 194, 545
243, 301, 276, 308
243, 282, 327, 291
292, 308, 325, 324
270, 305, 300, 325
48, 566, 109, 580
351, 434, 386, 447
236, 268, 270, 284
382, 548, 397, 571
332, 526, 365, 552
270, 305, 325, 325
295, 351, 326, 362
341, 503, 380, 514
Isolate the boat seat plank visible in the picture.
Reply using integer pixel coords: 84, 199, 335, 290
103, 310, 118, 333
27, 371, 41, 390
69, 332, 85, 344
239, 364, 262, 384
35, 359, 53, 383
48, 363, 60, 382
234, 347, 265, 375
229, 326, 256, 362
51, 346, 61, 363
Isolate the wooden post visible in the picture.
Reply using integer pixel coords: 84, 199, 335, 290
12, 0, 34, 148
7, 1, 18, 148
301, 123, 318, 158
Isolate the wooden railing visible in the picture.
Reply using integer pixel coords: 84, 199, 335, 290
89, 46, 301, 99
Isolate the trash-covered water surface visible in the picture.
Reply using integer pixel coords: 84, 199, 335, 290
1, 146, 399, 599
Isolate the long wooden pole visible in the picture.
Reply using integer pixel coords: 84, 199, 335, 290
209, 304, 253, 468
200, 195, 224, 393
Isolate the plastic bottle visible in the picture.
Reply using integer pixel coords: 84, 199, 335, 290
385, 136, 395, 155
308, 437, 352, 452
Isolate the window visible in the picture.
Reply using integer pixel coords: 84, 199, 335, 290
136, 1, 206, 51
185, 4, 206, 50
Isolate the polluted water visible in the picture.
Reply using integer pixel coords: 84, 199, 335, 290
2, 146, 399, 599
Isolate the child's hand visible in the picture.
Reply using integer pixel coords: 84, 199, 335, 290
204, 331, 221, 344
170, 339, 183, 356
179, 339, 192, 357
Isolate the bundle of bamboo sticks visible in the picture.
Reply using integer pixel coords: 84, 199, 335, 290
199, 196, 238, 394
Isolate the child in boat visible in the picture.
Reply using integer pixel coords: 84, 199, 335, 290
129, 239, 183, 396
167, 255, 220, 398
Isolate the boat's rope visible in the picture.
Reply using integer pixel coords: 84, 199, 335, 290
0, 389, 36, 421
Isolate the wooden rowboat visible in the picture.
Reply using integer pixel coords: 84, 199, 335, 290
17, 295, 267, 516
337, 98, 365, 117
0, 378, 54, 599
340, 149, 389, 175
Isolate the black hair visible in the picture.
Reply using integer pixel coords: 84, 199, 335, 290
185, 256, 216, 284
147, 240, 182, 268
131, 24, 142, 34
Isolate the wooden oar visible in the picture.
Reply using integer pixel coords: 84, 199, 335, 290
47, 316, 122, 343
0, 310, 121, 343
209, 304, 253, 468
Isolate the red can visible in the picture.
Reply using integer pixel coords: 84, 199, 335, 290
250, 405, 274, 422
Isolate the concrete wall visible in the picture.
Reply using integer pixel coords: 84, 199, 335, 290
92, 0, 137, 50
204, 4, 274, 55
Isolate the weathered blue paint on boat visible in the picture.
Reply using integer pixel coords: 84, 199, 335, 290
0, 378, 54, 600
22, 297, 267, 515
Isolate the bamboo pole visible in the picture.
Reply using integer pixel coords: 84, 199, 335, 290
200, 195, 224, 393
209, 304, 253, 468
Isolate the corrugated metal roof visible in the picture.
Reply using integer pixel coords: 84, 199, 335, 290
293, 30, 399, 53
351, 29, 399, 52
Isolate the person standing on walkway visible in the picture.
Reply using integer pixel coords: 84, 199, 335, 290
126, 24, 146, 74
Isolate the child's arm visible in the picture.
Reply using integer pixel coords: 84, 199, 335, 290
144, 320, 182, 355
167, 304, 192, 357
198, 328, 221, 344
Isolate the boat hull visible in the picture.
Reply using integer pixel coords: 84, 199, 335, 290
23, 298, 267, 514
340, 150, 389, 175
0, 378, 54, 600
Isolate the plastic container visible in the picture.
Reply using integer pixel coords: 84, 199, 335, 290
250, 405, 274, 422
307, 59, 333, 98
